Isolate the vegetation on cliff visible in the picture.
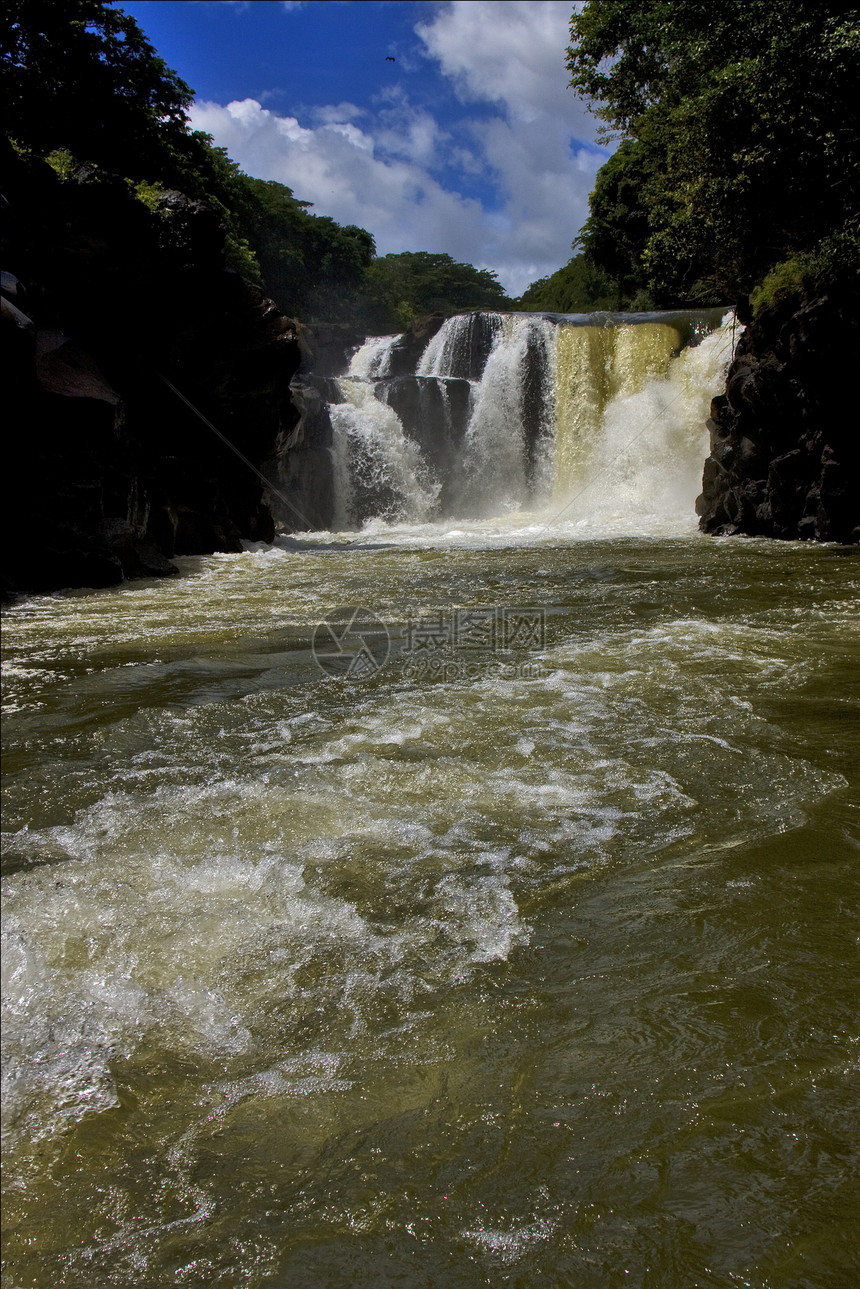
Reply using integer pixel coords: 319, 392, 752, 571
570, 0, 859, 306
516, 253, 628, 314
1, 0, 508, 329
522, 0, 859, 312
2, 0, 194, 180
2, 0, 374, 319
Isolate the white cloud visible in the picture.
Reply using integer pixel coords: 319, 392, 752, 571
188, 1, 609, 296
473, 116, 603, 288
373, 89, 447, 167
417, 2, 587, 121
416, 0, 608, 291
312, 102, 365, 126
189, 97, 489, 263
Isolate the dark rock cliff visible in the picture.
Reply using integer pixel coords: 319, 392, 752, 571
1, 147, 334, 599
696, 272, 859, 542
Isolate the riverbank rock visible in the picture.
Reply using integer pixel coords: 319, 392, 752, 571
299, 321, 367, 378
1, 145, 319, 598
696, 272, 859, 542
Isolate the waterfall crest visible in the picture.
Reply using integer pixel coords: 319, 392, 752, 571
457, 315, 557, 516
417, 312, 504, 380
323, 309, 731, 531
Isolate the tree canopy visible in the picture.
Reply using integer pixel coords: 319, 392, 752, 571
566, 0, 860, 304
225, 174, 377, 320
360, 252, 511, 332
515, 253, 623, 313
1, 0, 197, 180
2, 0, 513, 327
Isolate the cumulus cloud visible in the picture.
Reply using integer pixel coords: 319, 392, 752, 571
417, 0, 592, 132
415, 0, 606, 291
189, 98, 488, 265
474, 115, 602, 290
188, 0, 609, 296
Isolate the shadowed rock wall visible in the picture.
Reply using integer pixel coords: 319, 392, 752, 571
697, 273, 859, 542
1, 146, 333, 598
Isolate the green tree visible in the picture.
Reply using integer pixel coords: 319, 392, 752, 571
224, 175, 376, 320
361, 252, 511, 331
0, 1, 382, 316
517, 252, 624, 312
1, 0, 196, 181
575, 142, 654, 304
1, 2, 513, 327
567, 0, 860, 302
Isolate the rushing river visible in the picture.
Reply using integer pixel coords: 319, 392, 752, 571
2, 515, 858, 1288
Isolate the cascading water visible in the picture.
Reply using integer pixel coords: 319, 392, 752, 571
326, 309, 732, 531
552, 316, 732, 527
347, 332, 401, 381
416, 310, 504, 380
456, 314, 557, 516
329, 338, 440, 528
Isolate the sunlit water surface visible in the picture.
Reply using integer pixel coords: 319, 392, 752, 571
2, 517, 859, 1288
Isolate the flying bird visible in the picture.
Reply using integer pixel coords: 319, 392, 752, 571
386, 56, 395, 62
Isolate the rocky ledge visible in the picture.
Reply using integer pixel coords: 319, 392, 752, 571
1, 147, 333, 599
696, 271, 859, 542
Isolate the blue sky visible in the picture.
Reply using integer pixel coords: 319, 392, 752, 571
120, 0, 609, 295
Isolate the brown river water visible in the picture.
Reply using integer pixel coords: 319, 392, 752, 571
2, 519, 858, 1288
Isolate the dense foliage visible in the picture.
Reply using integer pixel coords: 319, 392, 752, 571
1, 0, 196, 180
565, 0, 860, 306
361, 252, 510, 331
213, 170, 378, 320
515, 253, 624, 313
1, 0, 379, 319
1, 0, 511, 327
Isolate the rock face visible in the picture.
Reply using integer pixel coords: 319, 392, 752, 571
268, 375, 336, 530
696, 273, 859, 542
383, 313, 447, 377
1, 146, 334, 598
377, 374, 472, 513
298, 322, 367, 379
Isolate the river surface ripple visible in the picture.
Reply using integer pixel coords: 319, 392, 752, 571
2, 527, 859, 1288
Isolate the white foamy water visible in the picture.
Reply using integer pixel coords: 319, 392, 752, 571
458, 315, 557, 515
2, 549, 850, 1173
345, 333, 401, 381
326, 309, 734, 532
550, 319, 735, 529
329, 378, 440, 528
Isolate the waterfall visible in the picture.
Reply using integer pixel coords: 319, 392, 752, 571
593, 322, 736, 522
457, 315, 557, 516
417, 311, 504, 380
553, 319, 687, 498
323, 308, 732, 530
329, 343, 440, 529
348, 333, 401, 380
